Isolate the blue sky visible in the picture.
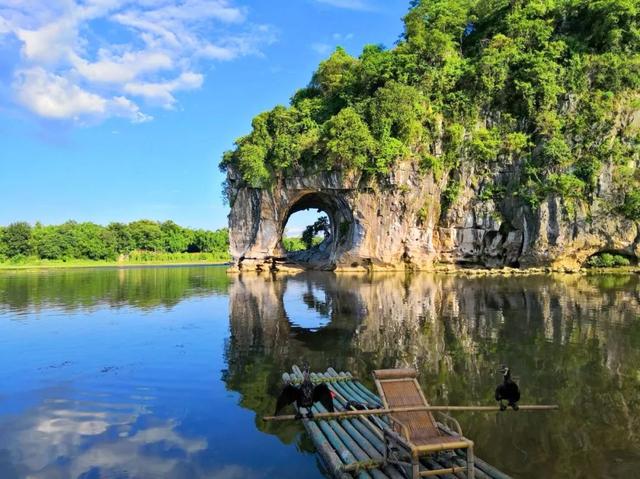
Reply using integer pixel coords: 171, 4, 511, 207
0, 0, 410, 231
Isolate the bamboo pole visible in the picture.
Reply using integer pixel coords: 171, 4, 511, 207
264, 404, 559, 422
450, 456, 492, 479
316, 372, 409, 479
437, 424, 510, 479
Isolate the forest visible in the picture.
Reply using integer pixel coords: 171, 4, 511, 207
220, 0, 639, 217
0, 220, 230, 264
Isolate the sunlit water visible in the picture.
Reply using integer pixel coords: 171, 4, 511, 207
0, 266, 639, 478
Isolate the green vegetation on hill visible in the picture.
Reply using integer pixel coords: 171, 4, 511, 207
0, 220, 230, 265
221, 0, 640, 217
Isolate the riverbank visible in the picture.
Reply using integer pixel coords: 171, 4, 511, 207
0, 253, 230, 271
230, 262, 640, 275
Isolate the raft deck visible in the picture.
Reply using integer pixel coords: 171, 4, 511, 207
284, 366, 511, 479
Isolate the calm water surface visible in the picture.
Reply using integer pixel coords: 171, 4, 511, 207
0, 266, 639, 478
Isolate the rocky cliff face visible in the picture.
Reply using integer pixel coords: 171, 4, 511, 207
226, 155, 640, 272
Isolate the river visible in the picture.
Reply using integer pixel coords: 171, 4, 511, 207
0, 266, 638, 478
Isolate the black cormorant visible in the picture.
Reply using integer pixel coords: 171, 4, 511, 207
495, 365, 520, 411
274, 366, 334, 418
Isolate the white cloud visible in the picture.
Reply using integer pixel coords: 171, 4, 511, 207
0, 0, 275, 124
311, 42, 331, 55
312, 33, 354, 56
16, 18, 78, 64
314, 0, 372, 10
73, 50, 174, 84
14, 67, 108, 119
13, 67, 152, 122
332, 32, 354, 41
124, 71, 203, 108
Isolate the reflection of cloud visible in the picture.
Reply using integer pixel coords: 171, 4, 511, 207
37, 417, 109, 436
209, 465, 253, 479
0, 397, 211, 478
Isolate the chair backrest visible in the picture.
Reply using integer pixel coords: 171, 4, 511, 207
373, 368, 440, 445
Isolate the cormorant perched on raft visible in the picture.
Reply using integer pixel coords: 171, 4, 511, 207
274, 366, 335, 419
495, 365, 520, 411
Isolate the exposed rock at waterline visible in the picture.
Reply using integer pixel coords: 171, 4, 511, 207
226, 160, 640, 272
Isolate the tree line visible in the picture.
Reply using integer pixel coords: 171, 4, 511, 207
0, 220, 229, 262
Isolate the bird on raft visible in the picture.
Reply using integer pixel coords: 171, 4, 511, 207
495, 365, 520, 411
274, 366, 335, 419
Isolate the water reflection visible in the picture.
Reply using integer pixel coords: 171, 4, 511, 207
1, 268, 639, 478
225, 272, 640, 478
0, 267, 319, 479
0, 266, 230, 314
0, 395, 208, 478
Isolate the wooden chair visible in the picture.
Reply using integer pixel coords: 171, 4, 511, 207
373, 368, 475, 478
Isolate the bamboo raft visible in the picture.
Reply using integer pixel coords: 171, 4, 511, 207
275, 366, 513, 479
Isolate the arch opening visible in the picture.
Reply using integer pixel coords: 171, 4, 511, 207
282, 209, 331, 253
277, 191, 355, 268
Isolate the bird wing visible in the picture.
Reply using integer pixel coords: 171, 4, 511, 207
512, 384, 521, 402
312, 383, 334, 412
275, 384, 300, 415
495, 384, 503, 401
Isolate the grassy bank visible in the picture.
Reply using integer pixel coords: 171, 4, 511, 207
0, 252, 231, 270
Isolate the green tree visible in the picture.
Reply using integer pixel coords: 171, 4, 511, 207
189, 228, 229, 253
161, 221, 191, 253
31, 224, 73, 259
71, 222, 117, 260
322, 107, 376, 171
282, 236, 307, 252
4, 222, 33, 257
108, 222, 134, 254
0, 226, 7, 260
310, 47, 359, 111
302, 216, 330, 249
129, 220, 164, 252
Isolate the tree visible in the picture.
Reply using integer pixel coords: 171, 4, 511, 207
0, 221, 230, 262
31, 224, 73, 259
161, 220, 191, 253
310, 47, 359, 110
0, 227, 7, 260
108, 222, 134, 254
302, 216, 330, 249
128, 220, 164, 252
4, 222, 32, 257
322, 107, 376, 171
71, 222, 117, 260
189, 228, 229, 253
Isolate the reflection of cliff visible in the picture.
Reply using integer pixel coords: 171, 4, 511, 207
224, 272, 640, 478
226, 273, 365, 374
0, 266, 230, 314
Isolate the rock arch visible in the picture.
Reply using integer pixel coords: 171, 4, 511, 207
226, 169, 441, 272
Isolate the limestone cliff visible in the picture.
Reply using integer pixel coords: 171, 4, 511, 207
227, 153, 640, 272
221, 1, 640, 272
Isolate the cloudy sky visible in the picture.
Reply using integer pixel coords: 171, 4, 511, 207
0, 0, 409, 230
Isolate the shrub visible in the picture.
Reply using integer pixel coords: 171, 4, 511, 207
621, 189, 640, 220
586, 253, 632, 268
